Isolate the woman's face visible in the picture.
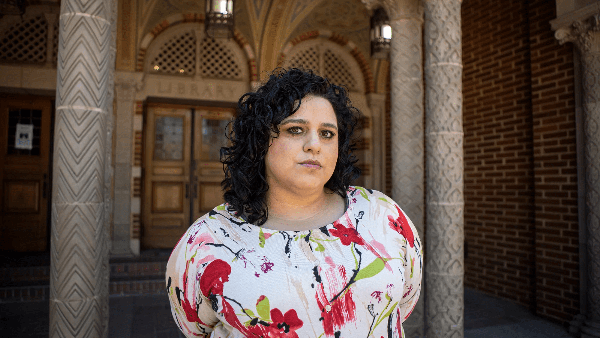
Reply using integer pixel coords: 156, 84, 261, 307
265, 95, 339, 195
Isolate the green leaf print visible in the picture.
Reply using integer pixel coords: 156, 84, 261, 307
315, 243, 325, 252
259, 228, 266, 248
256, 296, 271, 321
378, 197, 389, 203
355, 257, 390, 282
243, 308, 255, 317
217, 205, 226, 211
356, 186, 370, 201
381, 301, 398, 321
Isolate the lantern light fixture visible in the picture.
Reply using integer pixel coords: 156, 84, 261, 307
370, 7, 391, 59
205, 0, 234, 40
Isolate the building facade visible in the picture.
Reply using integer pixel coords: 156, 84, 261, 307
0, 0, 598, 337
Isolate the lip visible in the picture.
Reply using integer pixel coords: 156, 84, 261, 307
299, 159, 322, 169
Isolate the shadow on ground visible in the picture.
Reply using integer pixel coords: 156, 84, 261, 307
0, 287, 571, 337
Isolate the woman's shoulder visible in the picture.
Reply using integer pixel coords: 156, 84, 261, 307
347, 186, 407, 218
348, 186, 396, 207
168, 204, 248, 266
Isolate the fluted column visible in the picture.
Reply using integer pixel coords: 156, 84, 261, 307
424, 0, 464, 337
554, 12, 600, 338
362, 0, 426, 335
49, 0, 115, 336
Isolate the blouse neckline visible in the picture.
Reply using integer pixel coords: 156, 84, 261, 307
224, 188, 354, 235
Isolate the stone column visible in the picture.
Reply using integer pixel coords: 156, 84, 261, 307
362, 0, 425, 335
49, 0, 115, 336
554, 11, 600, 338
424, 0, 464, 337
367, 92, 386, 191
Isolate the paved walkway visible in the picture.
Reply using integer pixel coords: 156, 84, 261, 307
0, 287, 572, 337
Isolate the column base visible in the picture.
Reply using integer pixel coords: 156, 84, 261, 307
582, 318, 600, 338
571, 314, 586, 336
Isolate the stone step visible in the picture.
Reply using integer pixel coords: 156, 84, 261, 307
0, 279, 167, 303
0, 255, 169, 303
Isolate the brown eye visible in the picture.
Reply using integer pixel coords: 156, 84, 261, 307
287, 126, 303, 134
321, 130, 336, 139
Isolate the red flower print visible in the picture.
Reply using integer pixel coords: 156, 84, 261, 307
388, 205, 415, 248
329, 221, 365, 246
315, 265, 357, 336
180, 293, 203, 325
268, 308, 304, 338
200, 259, 231, 297
179, 258, 210, 327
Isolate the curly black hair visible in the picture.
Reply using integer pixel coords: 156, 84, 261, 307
220, 68, 361, 225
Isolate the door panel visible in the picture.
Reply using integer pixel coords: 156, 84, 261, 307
0, 98, 52, 252
192, 108, 233, 222
143, 106, 191, 249
142, 105, 233, 249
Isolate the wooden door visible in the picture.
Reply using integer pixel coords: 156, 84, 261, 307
0, 97, 52, 252
143, 106, 192, 249
192, 108, 233, 221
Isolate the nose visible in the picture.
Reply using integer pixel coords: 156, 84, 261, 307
303, 130, 321, 154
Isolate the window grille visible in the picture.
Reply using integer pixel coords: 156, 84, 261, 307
0, 16, 47, 63
288, 46, 319, 73
149, 30, 196, 75
324, 49, 357, 91
52, 20, 58, 64
286, 44, 358, 91
199, 37, 241, 80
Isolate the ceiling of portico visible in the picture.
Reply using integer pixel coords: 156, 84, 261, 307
136, 0, 371, 75
289, 0, 370, 58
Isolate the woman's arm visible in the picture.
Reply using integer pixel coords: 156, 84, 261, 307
166, 222, 220, 337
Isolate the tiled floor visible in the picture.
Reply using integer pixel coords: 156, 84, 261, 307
0, 287, 572, 337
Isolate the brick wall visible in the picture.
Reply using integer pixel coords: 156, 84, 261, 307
462, 0, 579, 325
463, 0, 536, 307
529, 0, 579, 323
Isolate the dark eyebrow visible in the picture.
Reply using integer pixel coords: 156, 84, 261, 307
280, 119, 338, 131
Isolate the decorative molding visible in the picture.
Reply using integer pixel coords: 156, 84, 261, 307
554, 13, 600, 52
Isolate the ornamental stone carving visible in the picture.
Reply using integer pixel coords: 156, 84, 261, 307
424, 1, 464, 338
553, 7, 600, 338
49, 0, 115, 336
362, 0, 426, 336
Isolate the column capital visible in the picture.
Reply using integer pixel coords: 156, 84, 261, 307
552, 3, 600, 52
362, 0, 423, 22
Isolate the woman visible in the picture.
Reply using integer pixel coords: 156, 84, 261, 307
166, 68, 422, 337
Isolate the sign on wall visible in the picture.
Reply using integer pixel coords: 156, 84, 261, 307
15, 123, 34, 150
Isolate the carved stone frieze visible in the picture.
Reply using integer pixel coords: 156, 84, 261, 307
424, 0, 464, 337
49, 0, 115, 336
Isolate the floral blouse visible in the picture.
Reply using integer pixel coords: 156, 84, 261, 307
166, 186, 422, 338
